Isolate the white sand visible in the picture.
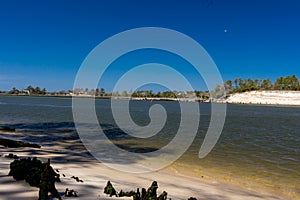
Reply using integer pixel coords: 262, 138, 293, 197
225, 90, 300, 105
0, 145, 288, 200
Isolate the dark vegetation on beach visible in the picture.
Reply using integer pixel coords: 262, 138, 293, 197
104, 180, 169, 200
103, 180, 197, 200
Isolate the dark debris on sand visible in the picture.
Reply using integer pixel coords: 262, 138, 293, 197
104, 181, 198, 200
65, 188, 78, 197
104, 180, 168, 200
5, 153, 19, 159
71, 175, 84, 182
8, 157, 61, 200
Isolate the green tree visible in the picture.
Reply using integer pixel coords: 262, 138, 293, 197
212, 84, 225, 98
286, 75, 299, 90
8, 87, 19, 94
245, 78, 256, 91
121, 90, 128, 97
34, 86, 41, 94
41, 88, 46, 95
233, 78, 239, 90
156, 91, 161, 97
90, 88, 95, 95
95, 88, 99, 96
161, 91, 176, 98
254, 79, 262, 90
261, 78, 273, 90
26, 85, 34, 94
224, 80, 233, 94
100, 88, 105, 96
274, 77, 284, 90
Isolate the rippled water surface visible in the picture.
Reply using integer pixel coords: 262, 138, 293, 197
0, 95, 299, 198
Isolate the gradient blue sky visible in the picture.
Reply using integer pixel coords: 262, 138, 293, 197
0, 0, 299, 92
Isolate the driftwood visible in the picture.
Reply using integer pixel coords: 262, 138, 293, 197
8, 158, 61, 200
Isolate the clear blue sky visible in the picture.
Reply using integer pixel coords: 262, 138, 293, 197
0, 0, 299, 92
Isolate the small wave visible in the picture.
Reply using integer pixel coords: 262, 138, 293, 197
33, 104, 71, 108
12, 122, 75, 129
0, 102, 71, 108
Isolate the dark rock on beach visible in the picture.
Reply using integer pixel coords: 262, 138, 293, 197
39, 159, 61, 200
71, 175, 83, 182
65, 188, 78, 197
0, 138, 41, 148
8, 157, 61, 200
5, 153, 19, 159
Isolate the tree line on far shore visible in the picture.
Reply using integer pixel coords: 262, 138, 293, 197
6, 85, 47, 95
2, 75, 300, 98
223, 74, 300, 94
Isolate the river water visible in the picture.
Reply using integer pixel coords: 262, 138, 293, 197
0, 95, 299, 199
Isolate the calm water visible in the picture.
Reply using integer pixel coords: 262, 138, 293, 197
0, 96, 299, 198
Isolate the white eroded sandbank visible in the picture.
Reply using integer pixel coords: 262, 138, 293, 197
225, 90, 300, 105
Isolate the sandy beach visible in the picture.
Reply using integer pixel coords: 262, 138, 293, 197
225, 90, 300, 105
0, 142, 288, 200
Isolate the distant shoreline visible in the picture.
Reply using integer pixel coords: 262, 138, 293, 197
1, 90, 300, 106
0, 93, 204, 102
